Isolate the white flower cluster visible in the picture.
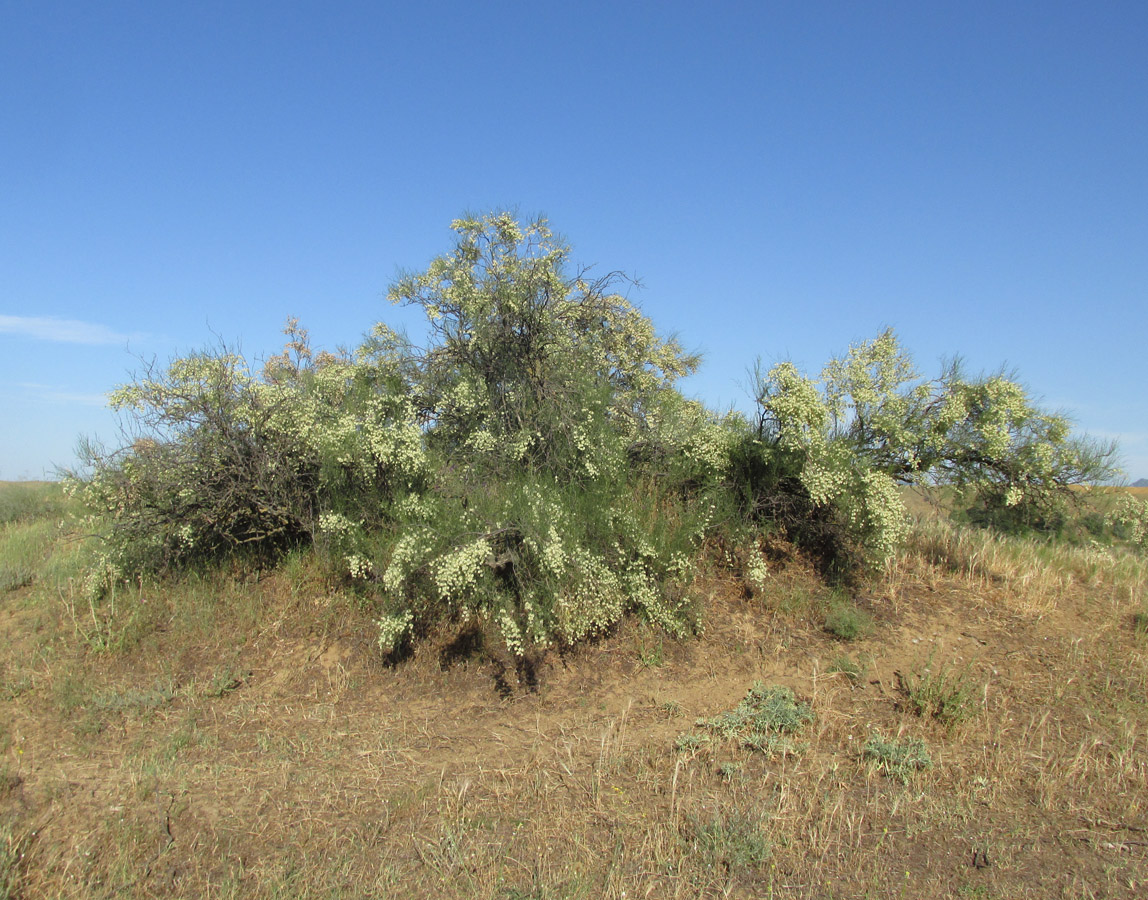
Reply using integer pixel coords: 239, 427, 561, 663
346, 554, 373, 580
761, 362, 828, 453
553, 547, 626, 644
499, 607, 525, 657
318, 512, 358, 537
383, 527, 434, 594
432, 538, 491, 602
175, 523, 197, 550
1112, 495, 1148, 548
800, 455, 849, 507
83, 553, 122, 603
465, 429, 498, 453
377, 610, 413, 654
623, 564, 691, 638
745, 551, 770, 593
838, 470, 909, 566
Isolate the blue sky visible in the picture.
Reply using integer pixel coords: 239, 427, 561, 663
2, 1, 1146, 480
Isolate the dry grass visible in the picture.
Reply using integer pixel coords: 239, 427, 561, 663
2, 492, 1147, 898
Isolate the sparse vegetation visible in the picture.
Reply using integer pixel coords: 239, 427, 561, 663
687, 806, 770, 873
864, 733, 933, 783
828, 653, 865, 681
898, 650, 979, 726
823, 600, 872, 641
691, 682, 813, 758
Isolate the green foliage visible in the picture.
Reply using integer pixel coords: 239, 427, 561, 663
823, 601, 872, 641
69, 214, 1121, 660
747, 329, 1118, 572
864, 733, 932, 783
687, 807, 770, 872
695, 682, 813, 756
899, 650, 978, 725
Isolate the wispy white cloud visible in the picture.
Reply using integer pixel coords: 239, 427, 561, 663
15, 383, 109, 407
0, 314, 140, 345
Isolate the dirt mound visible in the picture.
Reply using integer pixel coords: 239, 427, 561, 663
2, 560, 1146, 898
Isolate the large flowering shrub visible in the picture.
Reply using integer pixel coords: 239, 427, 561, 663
372, 214, 723, 654
70, 217, 1118, 657
748, 329, 1117, 570
73, 215, 730, 656
71, 319, 427, 585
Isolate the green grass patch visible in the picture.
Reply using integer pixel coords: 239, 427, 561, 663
687, 806, 770, 873
899, 650, 979, 725
691, 682, 813, 757
827, 653, 865, 681
864, 733, 932, 783
823, 602, 872, 641
0, 481, 71, 526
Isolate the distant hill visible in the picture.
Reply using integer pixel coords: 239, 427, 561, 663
1134, 478, 1148, 488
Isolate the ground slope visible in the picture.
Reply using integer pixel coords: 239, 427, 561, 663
1, 543, 1146, 899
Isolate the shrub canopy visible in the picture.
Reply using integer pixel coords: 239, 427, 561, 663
71, 215, 1122, 657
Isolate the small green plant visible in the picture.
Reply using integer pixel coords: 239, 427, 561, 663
828, 653, 864, 681
204, 665, 248, 698
1, 820, 23, 900
693, 682, 813, 757
699, 682, 813, 738
92, 679, 175, 713
659, 699, 684, 718
899, 650, 979, 725
1134, 609, 1148, 637
717, 760, 743, 782
637, 635, 665, 668
864, 733, 932, 783
675, 733, 709, 753
688, 807, 770, 872
823, 602, 872, 641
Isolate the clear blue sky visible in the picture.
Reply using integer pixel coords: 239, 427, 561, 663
2, 1, 1146, 480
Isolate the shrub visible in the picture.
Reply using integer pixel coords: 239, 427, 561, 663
68, 323, 428, 587
745, 330, 1118, 573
